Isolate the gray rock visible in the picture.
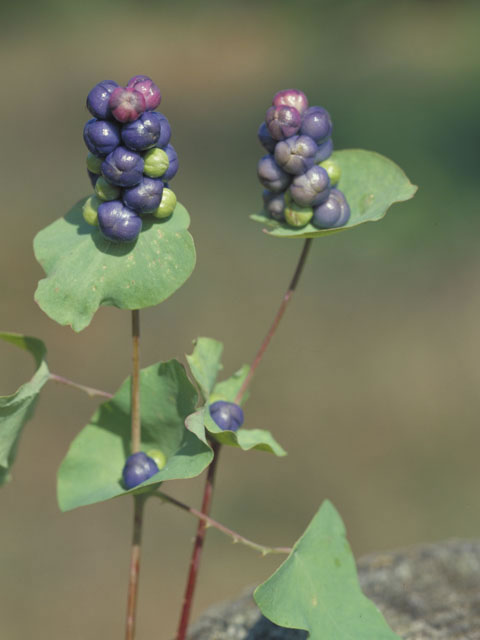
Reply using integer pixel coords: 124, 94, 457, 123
188, 540, 480, 639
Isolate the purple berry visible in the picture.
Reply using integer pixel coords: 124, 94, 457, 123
257, 122, 276, 153
154, 113, 172, 148
126, 75, 162, 110
109, 87, 146, 123
97, 200, 142, 243
274, 135, 317, 175
86, 80, 119, 120
265, 105, 302, 140
209, 401, 244, 432
87, 170, 99, 188
162, 144, 178, 181
314, 137, 333, 163
101, 146, 144, 187
83, 118, 121, 157
290, 166, 330, 207
312, 188, 351, 229
257, 154, 291, 193
122, 452, 159, 490
123, 177, 164, 214
121, 111, 164, 151
300, 106, 333, 143
272, 89, 309, 116
262, 190, 285, 221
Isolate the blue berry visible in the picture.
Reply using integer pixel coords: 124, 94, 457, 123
257, 154, 291, 193
162, 144, 178, 181
274, 135, 317, 175
97, 200, 142, 242
290, 165, 330, 207
83, 118, 121, 157
101, 146, 144, 187
154, 113, 172, 148
257, 122, 276, 153
121, 111, 164, 151
312, 188, 350, 229
272, 89, 309, 116
122, 452, 159, 490
209, 401, 244, 432
126, 75, 161, 111
263, 190, 285, 221
109, 87, 146, 123
265, 105, 301, 140
86, 80, 119, 120
300, 106, 333, 143
314, 138, 333, 163
123, 177, 164, 214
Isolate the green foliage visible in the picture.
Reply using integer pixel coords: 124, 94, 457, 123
57, 359, 212, 511
185, 337, 224, 402
0, 333, 50, 485
34, 198, 196, 332
254, 501, 400, 639
185, 339, 285, 455
251, 149, 417, 238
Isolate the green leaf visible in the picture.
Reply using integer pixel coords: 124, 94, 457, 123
186, 337, 224, 402
210, 364, 250, 405
187, 407, 286, 457
34, 198, 196, 331
250, 149, 417, 239
57, 359, 213, 511
254, 500, 401, 639
0, 333, 50, 485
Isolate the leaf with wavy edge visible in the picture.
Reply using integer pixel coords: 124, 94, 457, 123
251, 149, 417, 239
34, 199, 196, 331
0, 333, 49, 485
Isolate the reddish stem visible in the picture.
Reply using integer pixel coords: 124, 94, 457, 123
176, 440, 220, 640
234, 237, 312, 404
125, 495, 146, 640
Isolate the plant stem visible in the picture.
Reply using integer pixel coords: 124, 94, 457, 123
125, 309, 143, 640
153, 491, 291, 556
175, 238, 313, 638
175, 440, 221, 640
125, 495, 146, 640
234, 237, 313, 404
131, 309, 141, 454
48, 373, 113, 399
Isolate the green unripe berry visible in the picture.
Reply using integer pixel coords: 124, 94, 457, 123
95, 176, 121, 201
319, 158, 341, 186
143, 148, 170, 178
82, 194, 102, 226
284, 202, 313, 227
146, 448, 167, 470
86, 152, 103, 175
152, 188, 177, 219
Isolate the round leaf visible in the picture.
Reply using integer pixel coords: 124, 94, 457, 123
250, 149, 418, 238
34, 198, 196, 331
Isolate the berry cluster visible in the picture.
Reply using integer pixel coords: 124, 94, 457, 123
257, 89, 350, 229
82, 76, 179, 243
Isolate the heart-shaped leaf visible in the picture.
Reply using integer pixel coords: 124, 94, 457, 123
254, 500, 400, 639
186, 337, 224, 402
34, 198, 196, 331
57, 359, 213, 511
251, 149, 417, 238
0, 333, 50, 485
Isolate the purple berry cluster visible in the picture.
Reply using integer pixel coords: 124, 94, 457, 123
82, 76, 179, 243
257, 89, 350, 230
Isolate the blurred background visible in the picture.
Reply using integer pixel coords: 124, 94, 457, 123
1, 0, 480, 637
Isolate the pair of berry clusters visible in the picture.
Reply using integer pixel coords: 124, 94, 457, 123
257, 89, 350, 229
82, 75, 179, 243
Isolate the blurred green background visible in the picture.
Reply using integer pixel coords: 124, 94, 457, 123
1, 0, 480, 637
